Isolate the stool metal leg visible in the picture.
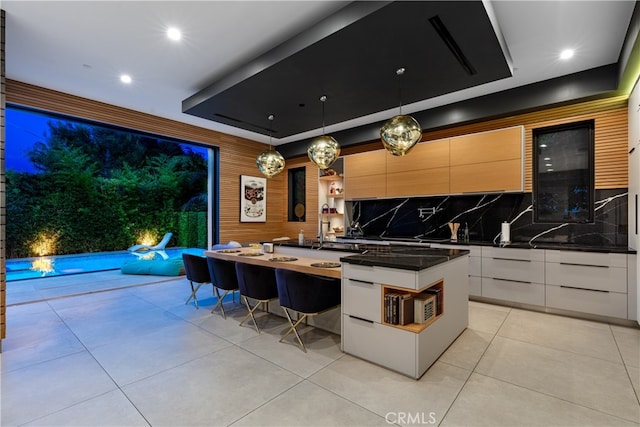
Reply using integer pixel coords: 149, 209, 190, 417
185, 281, 203, 309
212, 287, 230, 318
239, 296, 264, 334
280, 308, 308, 353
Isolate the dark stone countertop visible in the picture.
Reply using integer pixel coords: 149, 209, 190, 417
340, 247, 470, 271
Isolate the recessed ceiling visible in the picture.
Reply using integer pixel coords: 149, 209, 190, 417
182, 1, 513, 138
3, 1, 637, 148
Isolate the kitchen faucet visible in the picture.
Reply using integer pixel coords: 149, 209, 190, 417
319, 203, 331, 248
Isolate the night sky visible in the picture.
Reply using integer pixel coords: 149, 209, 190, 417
5, 107, 208, 173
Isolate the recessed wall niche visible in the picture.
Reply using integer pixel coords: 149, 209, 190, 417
288, 166, 306, 222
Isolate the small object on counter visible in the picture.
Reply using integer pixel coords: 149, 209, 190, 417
500, 221, 511, 246
263, 243, 274, 253
463, 223, 469, 243
448, 222, 460, 241
298, 230, 304, 245
272, 236, 290, 241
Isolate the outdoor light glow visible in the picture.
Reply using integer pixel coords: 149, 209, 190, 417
31, 258, 54, 275
120, 74, 132, 84
167, 27, 181, 41
30, 231, 60, 256
137, 230, 159, 247
560, 49, 574, 60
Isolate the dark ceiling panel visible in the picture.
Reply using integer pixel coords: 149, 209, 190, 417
182, 1, 512, 138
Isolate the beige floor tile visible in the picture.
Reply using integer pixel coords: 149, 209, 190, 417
231, 380, 388, 426
612, 324, 640, 368
121, 345, 302, 426
90, 320, 233, 386
309, 356, 471, 426
497, 308, 623, 364
442, 373, 638, 426
1, 303, 85, 373
23, 389, 148, 427
239, 324, 344, 378
196, 303, 285, 344
627, 365, 640, 398
468, 301, 510, 334
1, 351, 118, 426
438, 328, 494, 371
475, 336, 640, 422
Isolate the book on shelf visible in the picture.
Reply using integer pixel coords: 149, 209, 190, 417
384, 292, 415, 325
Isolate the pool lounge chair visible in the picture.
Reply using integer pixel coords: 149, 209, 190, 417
128, 232, 173, 253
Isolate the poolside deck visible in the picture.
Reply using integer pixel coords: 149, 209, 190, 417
6, 270, 184, 306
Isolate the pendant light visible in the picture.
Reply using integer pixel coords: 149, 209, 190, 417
256, 114, 285, 178
307, 95, 341, 169
380, 68, 422, 156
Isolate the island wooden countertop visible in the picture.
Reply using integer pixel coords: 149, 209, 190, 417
204, 248, 342, 279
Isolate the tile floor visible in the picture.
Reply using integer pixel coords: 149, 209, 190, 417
1, 272, 639, 426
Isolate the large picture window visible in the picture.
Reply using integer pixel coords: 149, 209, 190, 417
6, 106, 214, 258
533, 120, 594, 223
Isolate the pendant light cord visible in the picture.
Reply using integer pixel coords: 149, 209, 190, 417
268, 114, 274, 149
320, 95, 327, 135
396, 68, 405, 115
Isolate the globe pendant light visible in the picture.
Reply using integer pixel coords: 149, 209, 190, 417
307, 95, 340, 169
256, 114, 285, 178
380, 68, 422, 156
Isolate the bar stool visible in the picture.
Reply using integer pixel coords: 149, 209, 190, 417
206, 257, 239, 318
274, 268, 341, 352
235, 262, 279, 333
182, 253, 213, 309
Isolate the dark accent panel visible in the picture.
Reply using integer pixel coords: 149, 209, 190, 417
350, 189, 627, 249
287, 167, 306, 222
617, 1, 640, 91
278, 65, 620, 159
183, 1, 511, 138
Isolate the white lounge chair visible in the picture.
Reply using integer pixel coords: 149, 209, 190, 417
128, 232, 173, 253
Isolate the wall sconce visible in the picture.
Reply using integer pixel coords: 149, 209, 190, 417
256, 114, 285, 178
380, 68, 422, 156
307, 95, 340, 169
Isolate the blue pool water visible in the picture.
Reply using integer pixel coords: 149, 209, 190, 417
6, 248, 205, 281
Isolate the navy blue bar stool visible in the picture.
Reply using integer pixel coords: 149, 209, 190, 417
274, 268, 341, 352
182, 253, 213, 309
207, 257, 239, 318
235, 262, 279, 333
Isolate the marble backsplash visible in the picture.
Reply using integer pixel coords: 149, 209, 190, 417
348, 189, 628, 248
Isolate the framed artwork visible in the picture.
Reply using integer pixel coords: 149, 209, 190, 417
240, 175, 266, 222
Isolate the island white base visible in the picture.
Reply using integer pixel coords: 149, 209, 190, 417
341, 255, 469, 379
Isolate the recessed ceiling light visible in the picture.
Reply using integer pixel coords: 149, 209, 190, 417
560, 49, 574, 60
547, 168, 554, 172
539, 144, 547, 148
545, 163, 553, 167
167, 27, 181, 41
543, 157, 551, 161
120, 74, 132, 84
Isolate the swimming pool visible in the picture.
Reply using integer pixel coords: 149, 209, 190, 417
6, 248, 205, 281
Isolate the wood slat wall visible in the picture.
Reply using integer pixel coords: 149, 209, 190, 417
6, 79, 288, 245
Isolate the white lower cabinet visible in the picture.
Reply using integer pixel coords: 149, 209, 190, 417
481, 247, 545, 306
341, 256, 469, 379
545, 250, 628, 319
431, 244, 482, 297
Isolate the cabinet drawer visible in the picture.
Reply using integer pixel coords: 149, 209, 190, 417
483, 247, 544, 261
546, 285, 627, 319
342, 278, 381, 322
545, 250, 626, 267
343, 263, 417, 289
469, 256, 481, 276
482, 277, 545, 306
469, 275, 482, 297
342, 314, 416, 377
545, 263, 627, 293
482, 258, 544, 284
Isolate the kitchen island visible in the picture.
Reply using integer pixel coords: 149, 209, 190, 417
341, 247, 469, 379
206, 244, 470, 378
